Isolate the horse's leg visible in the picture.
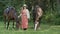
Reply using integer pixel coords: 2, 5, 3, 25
33, 16, 36, 29
13, 20, 14, 28
4, 16, 6, 28
37, 20, 41, 29
16, 22, 20, 29
37, 21, 40, 29
37, 17, 42, 29
7, 19, 10, 29
34, 20, 39, 30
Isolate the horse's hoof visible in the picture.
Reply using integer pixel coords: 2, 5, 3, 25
34, 28, 36, 31
34, 29, 36, 31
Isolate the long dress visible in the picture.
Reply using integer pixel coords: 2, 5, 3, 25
21, 9, 28, 29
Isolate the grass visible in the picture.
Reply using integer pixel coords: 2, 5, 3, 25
0, 21, 60, 34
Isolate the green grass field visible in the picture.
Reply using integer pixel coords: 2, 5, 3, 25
0, 21, 60, 34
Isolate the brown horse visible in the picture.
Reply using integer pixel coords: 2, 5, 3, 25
3, 6, 20, 29
32, 5, 43, 30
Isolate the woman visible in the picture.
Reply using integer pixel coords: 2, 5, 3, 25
20, 4, 30, 30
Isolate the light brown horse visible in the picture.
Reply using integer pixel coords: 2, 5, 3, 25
32, 5, 43, 30
3, 6, 20, 29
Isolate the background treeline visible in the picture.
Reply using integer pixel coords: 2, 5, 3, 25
0, 0, 60, 25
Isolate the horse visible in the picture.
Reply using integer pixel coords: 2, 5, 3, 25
32, 5, 43, 30
3, 6, 20, 29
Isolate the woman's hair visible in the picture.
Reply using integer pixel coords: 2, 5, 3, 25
23, 6, 26, 9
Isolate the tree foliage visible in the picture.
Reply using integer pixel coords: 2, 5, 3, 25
0, 0, 60, 25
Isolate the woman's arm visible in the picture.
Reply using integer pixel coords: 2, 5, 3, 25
26, 9, 30, 19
